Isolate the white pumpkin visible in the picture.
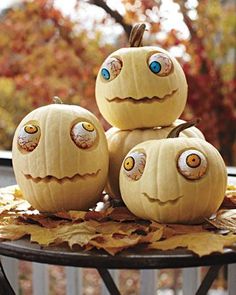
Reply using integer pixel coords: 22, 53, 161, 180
12, 101, 109, 212
106, 119, 205, 199
119, 122, 227, 224
96, 24, 188, 129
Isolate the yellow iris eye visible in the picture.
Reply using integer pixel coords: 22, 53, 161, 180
71, 121, 97, 149
82, 122, 95, 132
24, 124, 38, 134
186, 154, 201, 168
178, 149, 207, 180
124, 157, 135, 171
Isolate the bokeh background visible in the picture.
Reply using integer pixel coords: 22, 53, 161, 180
0, 0, 235, 164
0, 1, 235, 294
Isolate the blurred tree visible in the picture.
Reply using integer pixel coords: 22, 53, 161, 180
0, 0, 114, 149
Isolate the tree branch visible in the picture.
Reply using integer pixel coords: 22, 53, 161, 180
88, 0, 132, 38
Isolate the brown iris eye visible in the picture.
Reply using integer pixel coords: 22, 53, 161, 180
24, 124, 38, 134
186, 154, 201, 168
124, 157, 135, 171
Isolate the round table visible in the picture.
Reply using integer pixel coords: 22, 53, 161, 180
0, 238, 236, 295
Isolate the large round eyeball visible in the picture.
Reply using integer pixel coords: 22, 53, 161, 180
148, 53, 173, 76
101, 57, 122, 81
122, 151, 146, 180
71, 121, 97, 149
18, 124, 41, 152
177, 149, 208, 180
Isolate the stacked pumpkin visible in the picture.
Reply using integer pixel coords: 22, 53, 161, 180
96, 23, 227, 224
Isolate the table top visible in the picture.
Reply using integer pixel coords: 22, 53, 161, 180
0, 238, 236, 269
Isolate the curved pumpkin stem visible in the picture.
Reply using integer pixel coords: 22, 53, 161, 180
53, 96, 63, 104
167, 118, 201, 138
129, 23, 146, 47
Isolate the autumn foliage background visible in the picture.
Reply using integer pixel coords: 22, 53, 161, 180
0, 0, 235, 163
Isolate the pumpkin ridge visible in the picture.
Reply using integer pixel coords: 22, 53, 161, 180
23, 169, 101, 184
105, 88, 178, 104
142, 192, 183, 206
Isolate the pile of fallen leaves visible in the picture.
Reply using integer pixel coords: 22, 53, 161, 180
0, 186, 236, 256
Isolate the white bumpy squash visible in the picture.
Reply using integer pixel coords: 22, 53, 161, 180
106, 119, 205, 199
12, 98, 109, 212
96, 24, 188, 129
119, 121, 227, 224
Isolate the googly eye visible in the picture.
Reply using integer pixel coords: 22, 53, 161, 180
71, 121, 97, 149
101, 57, 122, 81
148, 53, 173, 76
177, 149, 208, 180
18, 124, 41, 152
123, 151, 146, 180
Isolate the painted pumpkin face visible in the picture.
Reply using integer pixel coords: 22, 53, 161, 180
120, 137, 227, 224
12, 103, 109, 212
96, 45, 187, 130
106, 119, 205, 199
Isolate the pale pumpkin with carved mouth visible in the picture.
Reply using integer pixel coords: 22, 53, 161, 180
119, 122, 227, 224
95, 24, 187, 130
12, 98, 109, 213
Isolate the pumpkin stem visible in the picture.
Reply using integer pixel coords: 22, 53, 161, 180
53, 96, 63, 104
129, 23, 146, 47
167, 118, 201, 138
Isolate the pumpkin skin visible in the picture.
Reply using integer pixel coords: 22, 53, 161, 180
95, 46, 188, 130
106, 119, 205, 199
12, 103, 109, 212
119, 137, 227, 224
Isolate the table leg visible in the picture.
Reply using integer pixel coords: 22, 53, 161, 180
195, 265, 222, 295
0, 259, 16, 295
97, 268, 121, 295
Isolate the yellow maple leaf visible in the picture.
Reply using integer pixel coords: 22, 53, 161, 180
89, 234, 141, 255
207, 209, 236, 233
30, 222, 98, 246
149, 232, 236, 256
0, 224, 36, 240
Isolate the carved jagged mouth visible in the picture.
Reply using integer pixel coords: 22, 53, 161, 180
106, 88, 178, 104
23, 169, 101, 184
143, 192, 183, 206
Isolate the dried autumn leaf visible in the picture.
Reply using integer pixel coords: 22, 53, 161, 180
30, 222, 98, 246
0, 186, 32, 214
1, 186, 236, 256
89, 234, 141, 255
207, 209, 236, 233
55, 210, 87, 221
148, 232, 236, 256
107, 207, 138, 221
95, 221, 148, 236
0, 200, 28, 214
162, 224, 207, 239
221, 185, 236, 208
0, 224, 37, 240
19, 214, 67, 228
139, 227, 164, 243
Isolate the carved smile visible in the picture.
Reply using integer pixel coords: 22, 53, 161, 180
143, 192, 183, 206
106, 88, 178, 104
23, 169, 101, 184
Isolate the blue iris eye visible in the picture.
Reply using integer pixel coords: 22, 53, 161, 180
149, 61, 161, 74
101, 68, 110, 80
